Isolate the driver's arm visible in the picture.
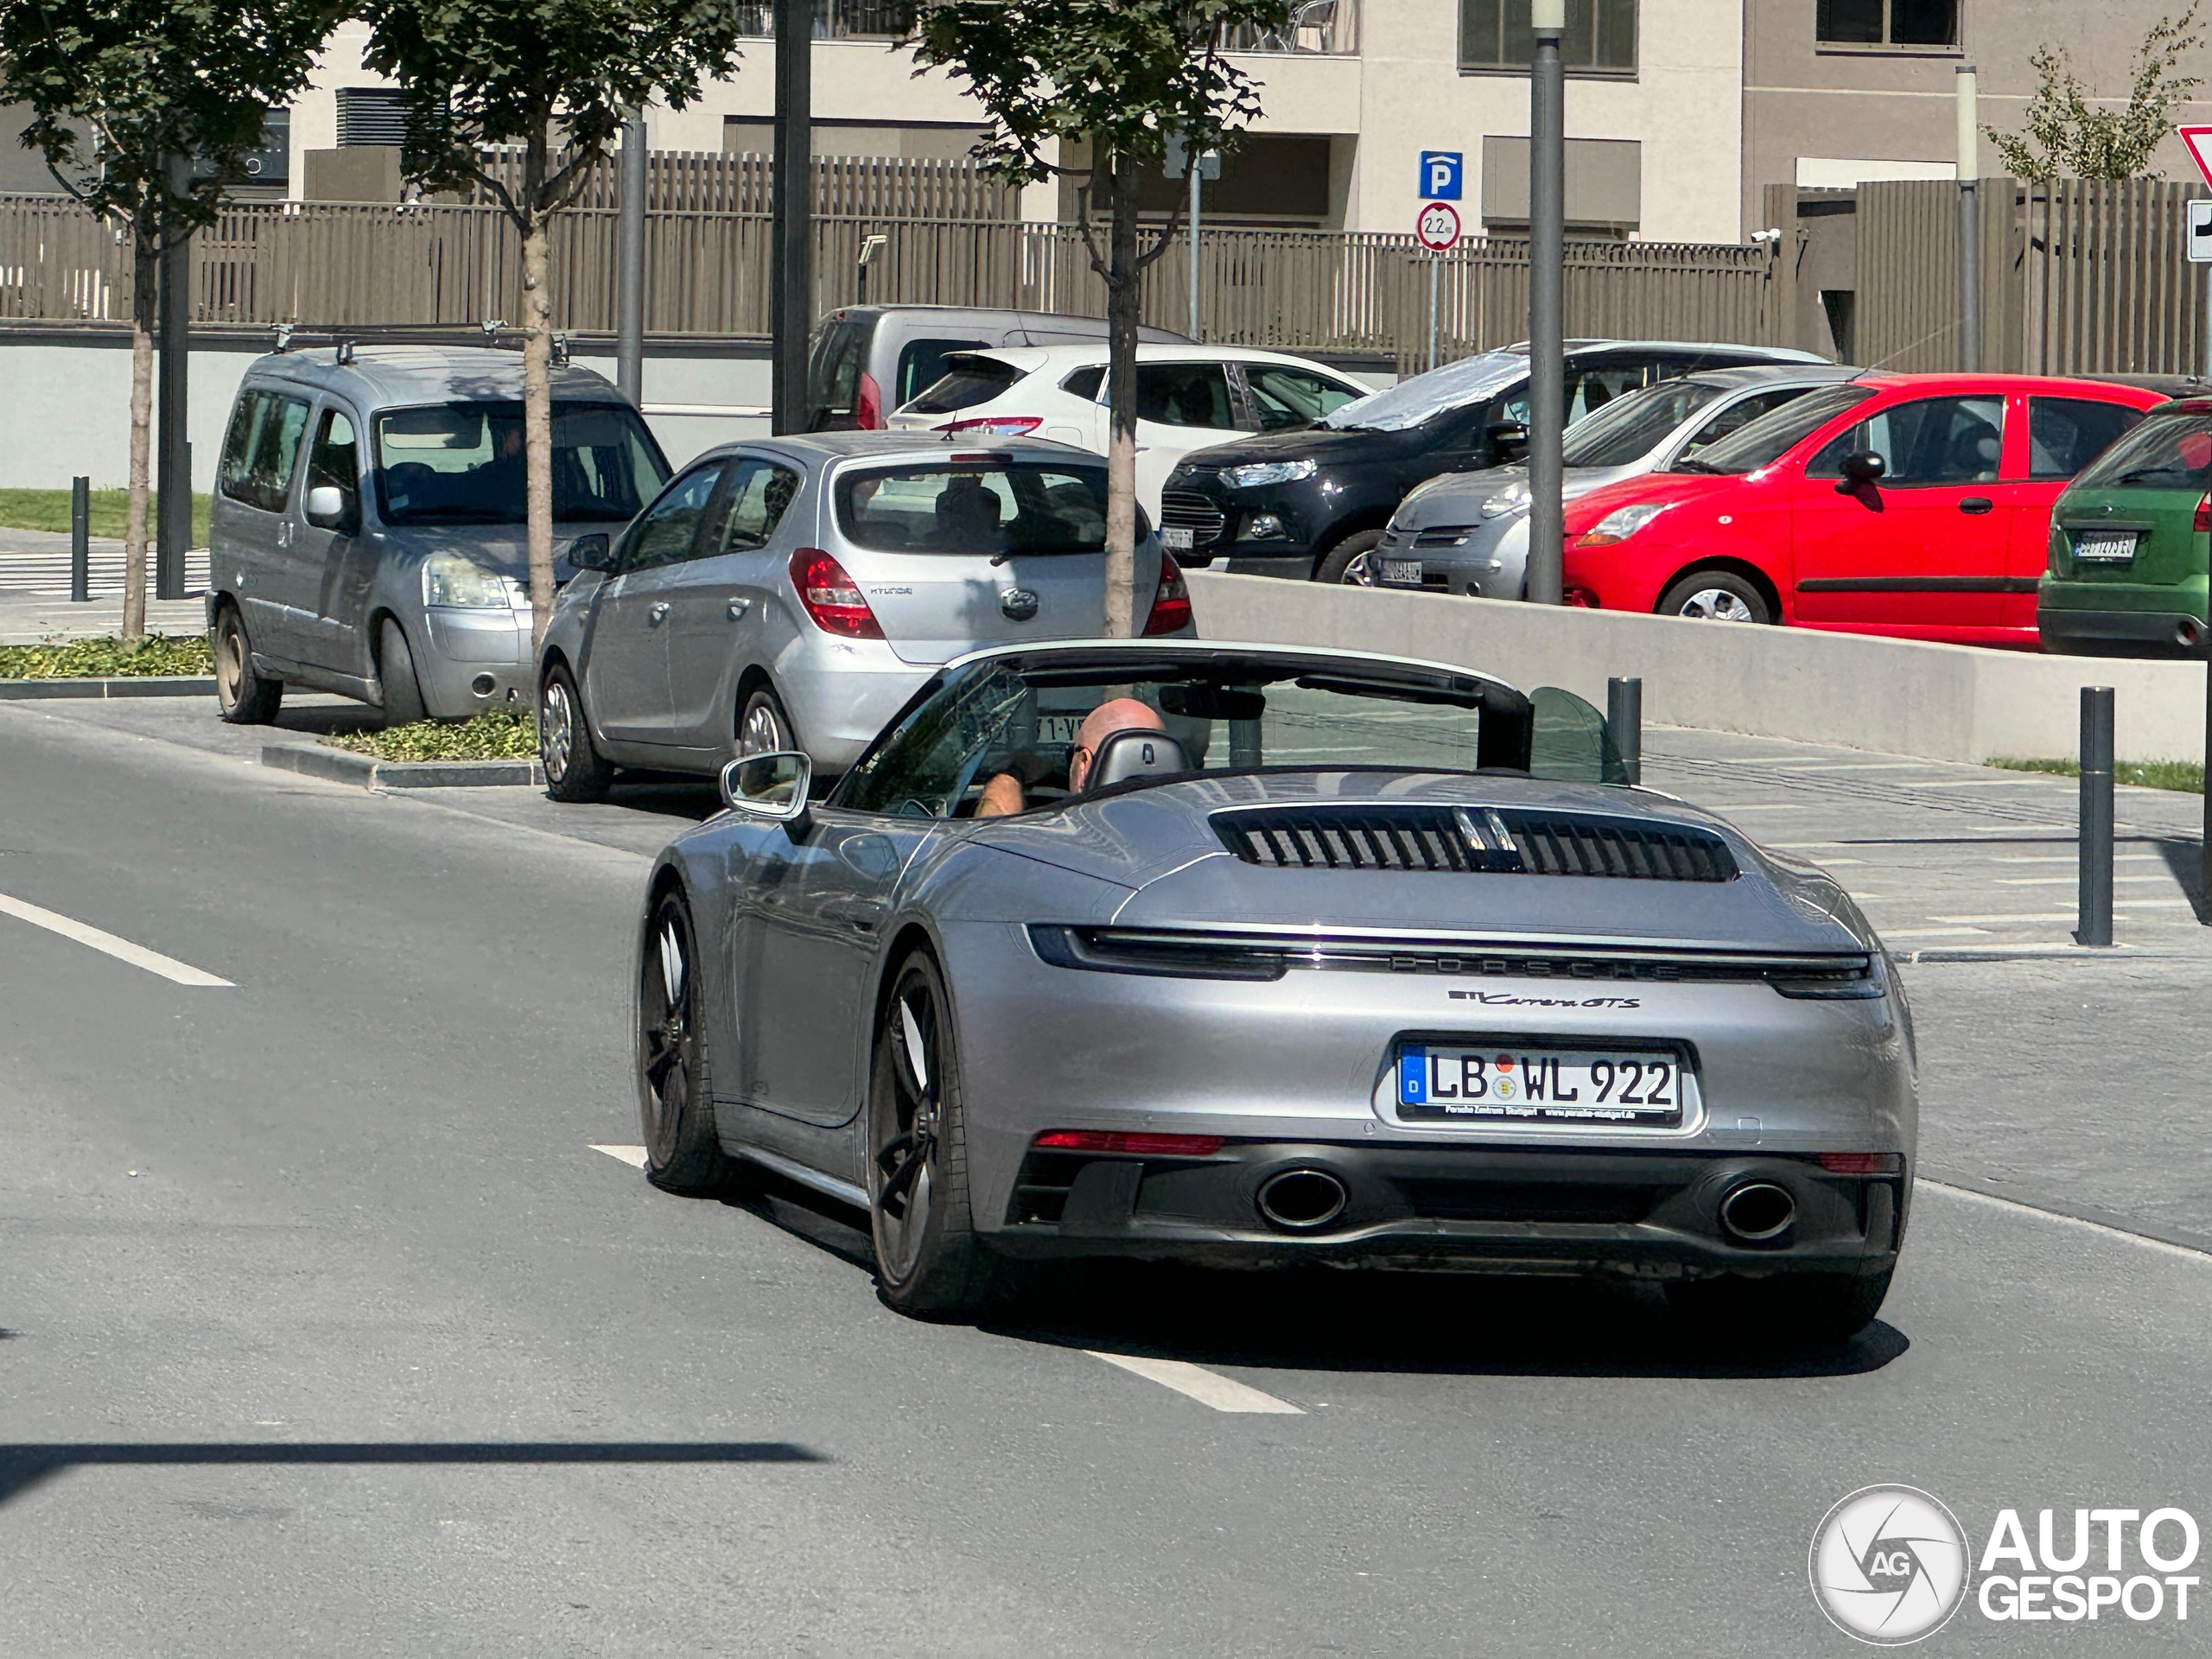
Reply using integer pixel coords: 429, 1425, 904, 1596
975, 772, 1025, 817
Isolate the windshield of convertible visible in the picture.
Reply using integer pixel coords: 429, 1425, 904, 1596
835, 461, 1109, 555
372, 402, 669, 527
833, 652, 1627, 818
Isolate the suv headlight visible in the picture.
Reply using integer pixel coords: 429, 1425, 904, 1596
1480, 481, 1530, 518
423, 555, 513, 608
1223, 459, 1317, 489
1575, 503, 1670, 549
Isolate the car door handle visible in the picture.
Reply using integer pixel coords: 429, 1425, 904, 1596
1959, 498, 1995, 514
822, 896, 886, 933
728, 598, 750, 620
649, 601, 671, 623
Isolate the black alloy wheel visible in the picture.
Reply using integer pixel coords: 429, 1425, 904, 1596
637, 888, 731, 1193
1314, 529, 1385, 586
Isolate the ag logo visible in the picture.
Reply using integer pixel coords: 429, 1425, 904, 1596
1809, 1486, 1971, 1645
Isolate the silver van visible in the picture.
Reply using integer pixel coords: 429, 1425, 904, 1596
206, 346, 671, 725
806, 305, 1188, 430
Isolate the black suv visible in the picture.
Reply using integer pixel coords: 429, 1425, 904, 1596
1160, 340, 1826, 582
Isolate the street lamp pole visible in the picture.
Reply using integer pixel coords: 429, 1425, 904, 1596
1523, 0, 1567, 606
770, 0, 812, 435
1956, 65, 1980, 372
615, 113, 647, 406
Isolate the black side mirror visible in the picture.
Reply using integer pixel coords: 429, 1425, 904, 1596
1836, 450, 1886, 492
567, 532, 614, 571
1486, 422, 1531, 464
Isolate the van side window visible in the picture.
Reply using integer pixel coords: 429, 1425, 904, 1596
218, 389, 312, 514
710, 459, 802, 553
309, 408, 359, 493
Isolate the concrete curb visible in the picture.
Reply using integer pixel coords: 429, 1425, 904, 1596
0, 675, 215, 700
260, 742, 543, 790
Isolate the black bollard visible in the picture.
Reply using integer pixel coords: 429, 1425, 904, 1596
1606, 676, 1643, 785
2076, 686, 2114, 949
69, 475, 89, 602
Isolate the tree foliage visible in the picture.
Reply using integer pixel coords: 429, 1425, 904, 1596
1988, 3, 2206, 181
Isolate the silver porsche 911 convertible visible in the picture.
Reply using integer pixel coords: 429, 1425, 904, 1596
632, 639, 1915, 1340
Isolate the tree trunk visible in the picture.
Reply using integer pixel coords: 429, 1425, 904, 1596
520, 210, 556, 665
123, 227, 156, 643
1101, 146, 1143, 639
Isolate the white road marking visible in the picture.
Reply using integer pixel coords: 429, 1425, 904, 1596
591, 1144, 649, 1167
1997, 874, 2174, 886
0, 891, 232, 986
1930, 910, 2078, 924
1879, 925, 1993, 938
1087, 1351, 1305, 1414
1704, 803, 1808, 811
1993, 854, 2163, 865
1923, 1179, 2212, 1265
1762, 761, 1937, 772
1906, 778, 2065, 789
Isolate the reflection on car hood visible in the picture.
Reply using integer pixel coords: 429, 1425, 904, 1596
972, 772, 1867, 954
1395, 465, 1640, 528
1175, 423, 1426, 477
373, 522, 619, 580
1319, 349, 1529, 432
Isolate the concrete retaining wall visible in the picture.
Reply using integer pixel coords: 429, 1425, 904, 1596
1186, 570, 2209, 765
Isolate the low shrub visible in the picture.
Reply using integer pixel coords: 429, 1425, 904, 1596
323, 709, 539, 762
0, 632, 213, 679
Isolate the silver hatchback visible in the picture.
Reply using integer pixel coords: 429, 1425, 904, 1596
535, 431, 1183, 799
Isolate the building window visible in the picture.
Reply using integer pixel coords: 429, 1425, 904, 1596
1815, 0, 1958, 48
1460, 0, 1637, 74
336, 88, 410, 148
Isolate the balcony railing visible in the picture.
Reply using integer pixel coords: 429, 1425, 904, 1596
733, 0, 909, 40
734, 0, 1359, 54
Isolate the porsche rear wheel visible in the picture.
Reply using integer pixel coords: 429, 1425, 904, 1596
638, 887, 733, 1194
868, 950, 996, 1317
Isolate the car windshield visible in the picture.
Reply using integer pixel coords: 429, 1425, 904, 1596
372, 402, 668, 526
1671, 384, 1875, 474
835, 651, 1624, 817
2070, 410, 2212, 491
1560, 380, 1727, 467
1319, 350, 1529, 432
836, 460, 1109, 555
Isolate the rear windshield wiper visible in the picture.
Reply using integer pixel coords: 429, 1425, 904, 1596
989, 543, 1103, 565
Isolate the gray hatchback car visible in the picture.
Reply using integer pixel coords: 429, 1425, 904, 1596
206, 346, 671, 726
533, 430, 1182, 799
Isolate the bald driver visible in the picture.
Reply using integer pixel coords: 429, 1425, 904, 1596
976, 697, 1165, 817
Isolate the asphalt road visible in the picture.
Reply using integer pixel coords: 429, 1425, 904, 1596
3, 702, 2209, 1656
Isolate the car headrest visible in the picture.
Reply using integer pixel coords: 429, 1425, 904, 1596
1085, 727, 1190, 791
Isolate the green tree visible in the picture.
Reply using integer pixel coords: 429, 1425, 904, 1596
357, 0, 742, 658
912, 0, 1294, 634
1989, 3, 2206, 180
0, 0, 337, 639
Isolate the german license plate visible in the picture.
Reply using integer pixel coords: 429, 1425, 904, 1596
1396, 1044, 1686, 1128
2072, 531, 2138, 563
1380, 558, 1423, 585
1160, 526, 1195, 551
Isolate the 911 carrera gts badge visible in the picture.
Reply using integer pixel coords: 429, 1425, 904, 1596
1001, 588, 1040, 621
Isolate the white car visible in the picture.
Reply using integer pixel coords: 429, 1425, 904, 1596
888, 342, 1373, 522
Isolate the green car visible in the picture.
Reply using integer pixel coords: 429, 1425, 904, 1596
2039, 397, 2212, 656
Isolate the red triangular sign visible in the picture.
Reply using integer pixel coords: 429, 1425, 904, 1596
2181, 125, 2212, 190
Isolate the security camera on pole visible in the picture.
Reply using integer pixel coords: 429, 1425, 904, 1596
1523, 0, 1567, 607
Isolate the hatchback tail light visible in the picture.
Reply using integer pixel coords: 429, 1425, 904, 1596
936, 414, 1043, 436
789, 548, 883, 639
856, 371, 884, 429
1142, 550, 1192, 635
2196, 492, 2209, 533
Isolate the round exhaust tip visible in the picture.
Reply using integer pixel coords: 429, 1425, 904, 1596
469, 673, 497, 696
1256, 1168, 1348, 1232
2177, 618, 2202, 648
1719, 1181, 1796, 1243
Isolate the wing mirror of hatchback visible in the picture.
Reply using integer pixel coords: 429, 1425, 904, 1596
567, 532, 615, 572
1835, 450, 1887, 493
1485, 422, 1531, 464
721, 749, 813, 835
304, 484, 354, 530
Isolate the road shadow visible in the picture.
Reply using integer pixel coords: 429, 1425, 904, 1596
717, 1168, 1907, 1382
0, 1439, 827, 1508
2152, 836, 2209, 924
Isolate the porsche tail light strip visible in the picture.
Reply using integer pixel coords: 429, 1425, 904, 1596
1815, 1152, 1905, 1175
1033, 1129, 1226, 1156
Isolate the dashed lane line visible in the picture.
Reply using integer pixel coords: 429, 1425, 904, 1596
0, 890, 232, 986
592, 1144, 649, 1167
1085, 1351, 1306, 1414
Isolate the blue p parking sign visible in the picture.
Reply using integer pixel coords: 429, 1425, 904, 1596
1420, 151, 1463, 201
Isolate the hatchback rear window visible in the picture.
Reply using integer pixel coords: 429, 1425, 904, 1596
903, 357, 1021, 416
836, 461, 1108, 555
2069, 409, 2212, 491
899, 338, 988, 406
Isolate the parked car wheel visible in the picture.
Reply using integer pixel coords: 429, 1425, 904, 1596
737, 684, 795, 757
638, 887, 735, 1194
1313, 530, 1385, 586
213, 603, 282, 725
1657, 569, 1773, 625
377, 618, 429, 726
540, 663, 613, 803
868, 950, 997, 1318
1666, 1267, 1893, 1348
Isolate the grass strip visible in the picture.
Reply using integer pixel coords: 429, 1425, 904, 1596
0, 632, 213, 678
1989, 755, 2205, 793
0, 488, 213, 545
323, 710, 540, 763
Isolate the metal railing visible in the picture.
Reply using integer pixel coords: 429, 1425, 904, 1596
732, 0, 911, 38
0, 194, 1785, 372
1222, 0, 1358, 55
731, 0, 1360, 53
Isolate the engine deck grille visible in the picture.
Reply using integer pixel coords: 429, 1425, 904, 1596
1213, 804, 1738, 883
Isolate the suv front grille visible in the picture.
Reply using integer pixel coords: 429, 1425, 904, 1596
1160, 490, 1228, 546
1212, 804, 1738, 882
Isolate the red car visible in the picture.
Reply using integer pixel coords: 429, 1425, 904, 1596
1557, 372, 2163, 649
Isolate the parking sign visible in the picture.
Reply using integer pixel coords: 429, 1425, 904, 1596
1420, 151, 1463, 201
